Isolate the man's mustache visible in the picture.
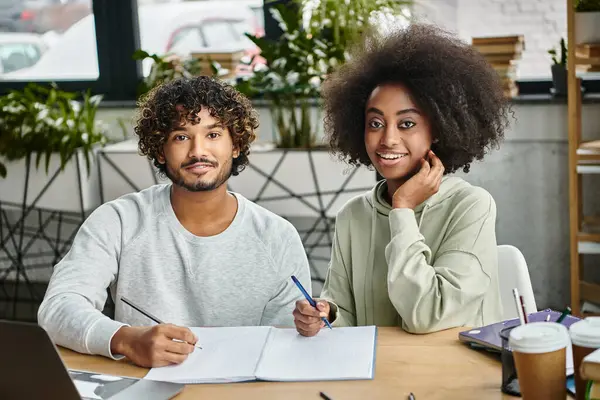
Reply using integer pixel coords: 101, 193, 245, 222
181, 157, 217, 168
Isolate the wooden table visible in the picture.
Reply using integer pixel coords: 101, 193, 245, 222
58, 327, 530, 399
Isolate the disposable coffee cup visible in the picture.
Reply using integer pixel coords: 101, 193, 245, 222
570, 317, 600, 400
509, 322, 570, 400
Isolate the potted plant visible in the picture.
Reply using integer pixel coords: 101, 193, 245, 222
235, 0, 411, 149
575, 0, 600, 44
548, 38, 568, 96
0, 83, 109, 212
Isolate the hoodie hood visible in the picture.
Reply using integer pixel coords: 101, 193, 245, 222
370, 176, 471, 218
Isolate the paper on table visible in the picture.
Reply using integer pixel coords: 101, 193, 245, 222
144, 326, 271, 384
255, 326, 376, 382
73, 380, 102, 399
567, 343, 574, 376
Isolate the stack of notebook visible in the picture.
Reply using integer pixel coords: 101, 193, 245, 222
471, 35, 524, 98
576, 43, 600, 72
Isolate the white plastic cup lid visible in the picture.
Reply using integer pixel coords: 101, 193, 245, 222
570, 317, 600, 348
509, 322, 570, 354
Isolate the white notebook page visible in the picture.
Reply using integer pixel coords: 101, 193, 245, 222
144, 326, 271, 384
255, 326, 376, 382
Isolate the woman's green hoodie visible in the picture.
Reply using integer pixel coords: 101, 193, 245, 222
321, 176, 503, 333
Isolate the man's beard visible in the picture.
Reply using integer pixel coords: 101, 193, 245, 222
165, 157, 233, 192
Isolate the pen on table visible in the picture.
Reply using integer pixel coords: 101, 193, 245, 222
319, 391, 333, 400
408, 392, 416, 400
556, 306, 572, 324
512, 288, 525, 325
120, 296, 202, 349
291, 275, 332, 329
519, 295, 528, 324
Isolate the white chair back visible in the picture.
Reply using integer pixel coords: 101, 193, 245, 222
497, 245, 537, 320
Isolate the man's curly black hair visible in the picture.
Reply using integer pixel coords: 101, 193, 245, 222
134, 76, 259, 176
322, 23, 512, 174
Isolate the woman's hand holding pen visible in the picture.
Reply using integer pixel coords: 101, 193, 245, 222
110, 324, 198, 368
293, 299, 331, 337
392, 150, 444, 210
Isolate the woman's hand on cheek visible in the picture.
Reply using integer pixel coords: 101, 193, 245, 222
392, 150, 444, 210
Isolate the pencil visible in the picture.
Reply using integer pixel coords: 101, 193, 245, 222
121, 296, 164, 324
512, 288, 525, 325
120, 296, 202, 349
520, 295, 528, 324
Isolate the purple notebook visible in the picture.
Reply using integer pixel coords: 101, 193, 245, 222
459, 309, 581, 375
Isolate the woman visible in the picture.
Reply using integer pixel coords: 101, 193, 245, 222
293, 24, 511, 336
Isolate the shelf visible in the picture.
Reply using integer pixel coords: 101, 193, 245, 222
576, 141, 600, 173
579, 222, 600, 253
579, 231, 600, 241
567, 0, 598, 316
577, 165, 600, 174
576, 57, 600, 66
581, 282, 600, 305
579, 241, 600, 254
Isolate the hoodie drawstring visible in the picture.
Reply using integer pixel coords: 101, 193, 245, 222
364, 205, 378, 325
418, 203, 430, 228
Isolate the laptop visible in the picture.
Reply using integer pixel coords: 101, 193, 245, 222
0, 320, 184, 400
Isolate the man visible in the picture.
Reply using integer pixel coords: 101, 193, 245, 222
38, 76, 311, 368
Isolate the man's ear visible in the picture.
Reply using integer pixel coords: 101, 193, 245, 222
156, 150, 166, 165
233, 146, 240, 159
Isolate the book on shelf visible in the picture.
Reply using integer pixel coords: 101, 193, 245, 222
471, 35, 524, 46
471, 35, 524, 57
576, 44, 600, 72
471, 35, 524, 98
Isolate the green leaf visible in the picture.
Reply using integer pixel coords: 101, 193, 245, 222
575, 0, 600, 12
132, 49, 151, 60
83, 149, 91, 176
44, 149, 53, 174
35, 150, 44, 170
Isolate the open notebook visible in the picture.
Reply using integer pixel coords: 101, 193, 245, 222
144, 326, 377, 384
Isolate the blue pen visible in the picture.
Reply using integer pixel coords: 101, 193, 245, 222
291, 275, 332, 329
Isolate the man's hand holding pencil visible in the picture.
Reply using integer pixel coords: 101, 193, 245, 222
111, 324, 199, 368
110, 296, 200, 368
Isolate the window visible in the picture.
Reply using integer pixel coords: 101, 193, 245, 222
0, 0, 97, 81
2, 1, 592, 101
136, 0, 263, 76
